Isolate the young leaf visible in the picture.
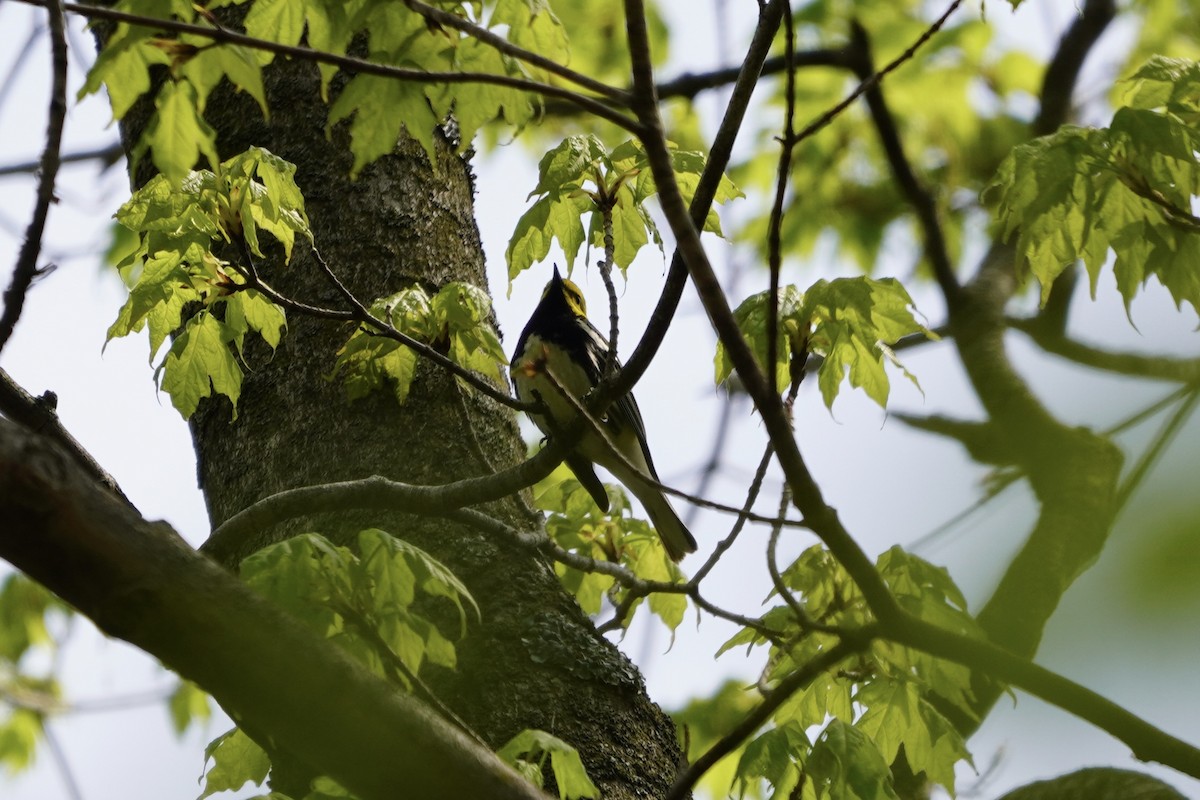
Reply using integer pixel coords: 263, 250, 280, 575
807, 721, 900, 800
0, 708, 42, 775
199, 728, 271, 799
987, 57, 1200, 317
509, 136, 740, 284
328, 74, 440, 177
168, 680, 211, 736
733, 721, 811, 800
158, 311, 243, 419
534, 465, 688, 631
717, 277, 931, 409
497, 730, 600, 800
146, 80, 221, 185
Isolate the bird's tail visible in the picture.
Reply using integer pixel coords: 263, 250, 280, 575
631, 477, 697, 562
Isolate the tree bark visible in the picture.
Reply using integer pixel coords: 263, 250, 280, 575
107, 39, 683, 800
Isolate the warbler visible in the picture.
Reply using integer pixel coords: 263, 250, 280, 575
511, 267, 697, 561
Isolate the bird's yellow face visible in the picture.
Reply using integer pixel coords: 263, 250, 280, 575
549, 276, 588, 319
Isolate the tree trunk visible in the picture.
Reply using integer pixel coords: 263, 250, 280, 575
111, 46, 683, 800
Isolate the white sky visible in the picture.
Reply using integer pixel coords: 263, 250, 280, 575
1, 2, 1198, 799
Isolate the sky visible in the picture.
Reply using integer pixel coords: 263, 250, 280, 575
1, 2, 1198, 799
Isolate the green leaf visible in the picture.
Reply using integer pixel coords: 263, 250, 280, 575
147, 80, 221, 185
715, 285, 805, 392
535, 466, 687, 629
802, 277, 933, 409
807, 721, 899, 800
498, 730, 599, 800
435, 38, 536, 147
168, 680, 211, 736
855, 680, 969, 793
358, 529, 480, 633
225, 290, 287, 354
241, 533, 351, 633
328, 73, 439, 177
199, 728, 271, 799
733, 722, 810, 800
78, 23, 164, 119
244, 0, 308, 49
0, 574, 62, 664
510, 137, 740, 286
0, 708, 42, 775
158, 311, 242, 419
180, 44, 269, 117
507, 193, 592, 283
987, 59, 1200, 317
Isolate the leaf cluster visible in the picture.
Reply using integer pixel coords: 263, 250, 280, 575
107, 147, 304, 418
79, 0, 565, 181
712, 546, 978, 799
715, 277, 934, 409
0, 575, 69, 776
506, 134, 742, 284
988, 56, 1200, 316
332, 282, 506, 405
533, 465, 688, 633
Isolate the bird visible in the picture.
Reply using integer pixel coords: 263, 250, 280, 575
510, 266, 697, 561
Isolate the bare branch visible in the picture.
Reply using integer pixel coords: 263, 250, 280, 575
0, 367, 129, 504
1011, 317, 1200, 382
0, 0, 67, 354
844, 17, 962, 306
623, 0, 902, 624
0, 142, 124, 179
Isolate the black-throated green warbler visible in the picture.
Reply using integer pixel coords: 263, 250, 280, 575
511, 267, 698, 561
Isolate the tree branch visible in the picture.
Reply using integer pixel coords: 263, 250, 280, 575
0, 142, 124, 179
844, 17, 962, 307
0, 0, 67, 354
12, 0, 639, 132
402, 0, 627, 103
0, 367, 129, 504
1012, 317, 1200, 382
0, 419, 549, 800
604, 0, 788, 407
623, 0, 902, 625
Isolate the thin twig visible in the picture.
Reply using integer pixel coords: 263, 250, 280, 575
846, 15, 962, 306
444, 506, 784, 639
538, 364, 812, 529
602, 0, 788, 412
231, 240, 534, 412
0, 0, 68, 354
789, 0, 964, 151
689, 441, 774, 585
1114, 385, 1200, 512
0, 142, 124, 179
306, 244, 535, 411
765, 9, 797, 396
597, 200, 620, 379
42, 722, 85, 800
623, 0, 902, 623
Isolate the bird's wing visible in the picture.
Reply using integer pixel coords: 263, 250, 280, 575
579, 317, 661, 481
